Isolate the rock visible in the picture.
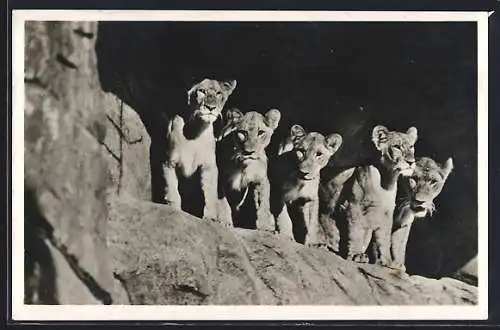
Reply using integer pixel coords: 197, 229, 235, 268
108, 196, 478, 305
24, 21, 128, 304
451, 256, 478, 286
102, 93, 151, 200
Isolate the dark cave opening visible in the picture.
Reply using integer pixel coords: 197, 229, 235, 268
95, 21, 477, 279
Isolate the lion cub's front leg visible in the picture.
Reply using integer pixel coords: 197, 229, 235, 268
303, 199, 322, 248
345, 205, 371, 263
253, 178, 275, 232
162, 163, 182, 210
371, 226, 392, 266
200, 163, 221, 223
390, 224, 412, 272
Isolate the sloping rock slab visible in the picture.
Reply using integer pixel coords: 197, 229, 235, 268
108, 197, 477, 305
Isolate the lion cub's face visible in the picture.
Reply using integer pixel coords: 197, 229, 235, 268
372, 125, 418, 177
279, 125, 343, 180
219, 108, 281, 164
187, 78, 237, 123
402, 157, 454, 218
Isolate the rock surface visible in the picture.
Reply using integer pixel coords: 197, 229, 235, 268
102, 93, 151, 200
452, 256, 478, 286
24, 21, 129, 304
108, 197, 477, 305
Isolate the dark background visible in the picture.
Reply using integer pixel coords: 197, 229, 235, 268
95, 21, 477, 279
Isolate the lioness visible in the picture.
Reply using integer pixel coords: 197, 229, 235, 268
160, 78, 237, 223
270, 125, 343, 247
217, 108, 281, 231
319, 125, 417, 265
390, 156, 454, 272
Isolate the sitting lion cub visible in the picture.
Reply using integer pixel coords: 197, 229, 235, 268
270, 125, 343, 247
217, 108, 281, 231
319, 125, 417, 266
161, 78, 237, 223
390, 156, 454, 272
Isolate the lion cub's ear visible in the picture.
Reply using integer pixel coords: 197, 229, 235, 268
325, 133, 343, 154
372, 125, 390, 151
218, 108, 243, 141
290, 124, 306, 140
225, 108, 244, 124
278, 124, 306, 155
441, 157, 454, 179
265, 109, 281, 130
221, 80, 237, 94
406, 126, 418, 145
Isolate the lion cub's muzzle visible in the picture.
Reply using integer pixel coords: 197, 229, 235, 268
411, 199, 432, 218
197, 100, 220, 122
399, 159, 416, 176
235, 149, 260, 163
297, 170, 317, 181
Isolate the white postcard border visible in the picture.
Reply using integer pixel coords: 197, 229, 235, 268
11, 10, 490, 321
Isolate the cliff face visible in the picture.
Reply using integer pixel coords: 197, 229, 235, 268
23, 20, 477, 306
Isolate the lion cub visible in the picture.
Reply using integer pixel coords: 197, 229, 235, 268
160, 78, 237, 223
391, 156, 453, 272
319, 125, 417, 266
270, 125, 343, 247
217, 108, 281, 231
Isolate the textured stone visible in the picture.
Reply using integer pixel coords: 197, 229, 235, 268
102, 93, 151, 200
452, 256, 478, 286
24, 21, 128, 304
108, 196, 478, 305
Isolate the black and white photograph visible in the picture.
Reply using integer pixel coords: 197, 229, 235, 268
12, 10, 488, 320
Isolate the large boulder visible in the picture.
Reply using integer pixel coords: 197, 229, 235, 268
24, 21, 129, 304
108, 197, 477, 305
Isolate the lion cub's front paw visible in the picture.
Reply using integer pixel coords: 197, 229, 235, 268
203, 206, 218, 221
306, 242, 329, 251
204, 215, 233, 229
164, 198, 182, 210
388, 262, 407, 273
273, 231, 295, 243
374, 256, 392, 267
347, 253, 369, 263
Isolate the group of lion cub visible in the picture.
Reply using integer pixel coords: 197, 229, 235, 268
160, 78, 454, 273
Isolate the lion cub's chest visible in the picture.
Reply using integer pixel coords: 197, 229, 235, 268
282, 178, 319, 204
166, 116, 216, 177
227, 158, 268, 192
345, 165, 397, 226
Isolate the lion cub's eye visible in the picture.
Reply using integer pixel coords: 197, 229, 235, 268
216, 91, 222, 96
409, 178, 417, 188
429, 179, 438, 185
296, 150, 304, 160
258, 129, 266, 137
316, 151, 323, 158
237, 131, 246, 141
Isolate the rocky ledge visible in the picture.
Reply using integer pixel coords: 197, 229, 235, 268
108, 196, 477, 305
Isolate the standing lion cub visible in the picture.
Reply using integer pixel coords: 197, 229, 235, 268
160, 78, 237, 224
270, 125, 343, 247
319, 125, 417, 266
217, 108, 281, 231
390, 156, 453, 272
